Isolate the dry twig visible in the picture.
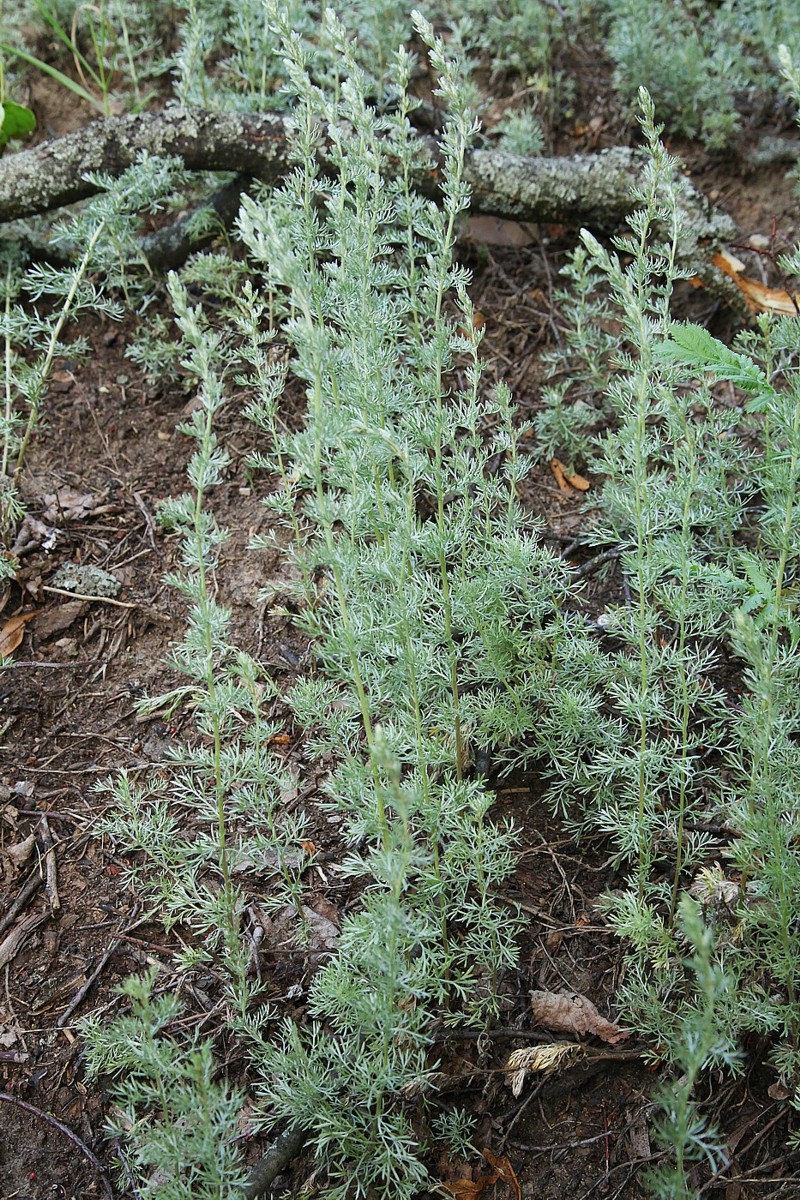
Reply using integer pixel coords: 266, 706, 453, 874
38, 815, 60, 913
57, 938, 123, 1028
0, 864, 43, 935
0, 1090, 114, 1199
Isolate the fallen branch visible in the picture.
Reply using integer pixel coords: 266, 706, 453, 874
0, 107, 734, 254
0, 109, 288, 222
572, 547, 623, 580
138, 172, 250, 271
241, 1124, 308, 1200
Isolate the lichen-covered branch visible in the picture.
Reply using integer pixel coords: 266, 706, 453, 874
464, 144, 735, 245
0, 107, 734, 249
241, 1125, 308, 1200
0, 109, 289, 221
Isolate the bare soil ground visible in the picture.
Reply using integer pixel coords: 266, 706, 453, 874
2, 59, 800, 1200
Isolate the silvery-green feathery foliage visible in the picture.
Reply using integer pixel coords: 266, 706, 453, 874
82, 971, 249, 1200
494, 107, 545, 156
0, 0, 167, 110
656, 310, 800, 1079
231, 14, 575, 1193
100, 270, 313, 1003
38, 13, 800, 1200
6, 0, 800, 147
606, 0, 800, 149
173, 0, 411, 111
535, 242, 618, 466
543, 77, 800, 1150
81, 13, 584, 1197
638, 897, 739, 1200
534, 95, 746, 919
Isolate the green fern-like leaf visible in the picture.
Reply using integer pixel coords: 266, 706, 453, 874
656, 323, 773, 403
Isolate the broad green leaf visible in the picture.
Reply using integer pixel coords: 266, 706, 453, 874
0, 99, 37, 152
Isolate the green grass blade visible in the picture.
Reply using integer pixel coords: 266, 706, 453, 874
33, 0, 104, 88
0, 44, 103, 110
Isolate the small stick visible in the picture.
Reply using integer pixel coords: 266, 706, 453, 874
4, 962, 29, 1058
0, 866, 43, 935
571, 547, 622, 580
113, 1141, 145, 1200
38, 816, 60, 913
430, 1027, 552, 1043
622, 571, 632, 606
41, 584, 138, 609
0, 1091, 114, 1200
57, 939, 122, 1027
118, 932, 176, 956
241, 1125, 308, 1200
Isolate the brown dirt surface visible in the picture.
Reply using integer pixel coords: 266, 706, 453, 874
2, 45, 800, 1200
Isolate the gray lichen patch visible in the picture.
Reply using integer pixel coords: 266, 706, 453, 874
51, 563, 121, 598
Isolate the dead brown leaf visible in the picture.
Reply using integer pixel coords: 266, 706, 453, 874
551, 460, 587, 494
310, 895, 340, 928
483, 1150, 521, 1200
465, 216, 535, 247
12, 515, 58, 556
279, 766, 299, 806
712, 250, 800, 316
35, 601, 86, 639
444, 1153, 521, 1200
442, 1179, 493, 1199
41, 488, 98, 523
564, 468, 590, 491
0, 611, 38, 657
624, 1108, 651, 1160
303, 902, 339, 950
0, 1013, 22, 1049
550, 458, 590, 494
550, 458, 572, 493
530, 989, 628, 1044
4, 832, 36, 871
545, 928, 564, 952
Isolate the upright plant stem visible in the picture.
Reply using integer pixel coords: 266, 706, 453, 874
13, 219, 106, 486
2, 262, 13, 482
430, 150, 467, 781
